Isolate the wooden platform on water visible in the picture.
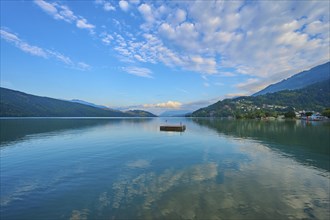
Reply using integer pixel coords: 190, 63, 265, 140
160, 125, 186, 132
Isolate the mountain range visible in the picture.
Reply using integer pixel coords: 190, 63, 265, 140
159, 110, 192, 117
0, 88, 156, 117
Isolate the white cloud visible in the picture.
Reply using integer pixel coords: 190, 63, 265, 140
112, 31, 219, 74
76, 18, 95, 30
216, 1, 329, 80
56, 5, 77, 22
119, 0, 129, 12
100, 32, 113, 45
123, 67, 153, 78
18, 43, 48, 57
189, 55, 216, 74
34, 0, 57, 15
0, 29, 20, 42
235, 78, 262, 94
218, 72, 236, 77
159, 22, 200, 52
166, 8, 187, 25
34, 0, 329, 88
1, 29, 48, 58
77, 62, 91, 71
305, 20, 329, 38
113, 0, 329, 94
34, 0, 76, 23
34, 0, 95, 32
103, 2, 115, 11
143, 101, 182, 109
95, 0, 116, 11
1, 29, 90, 70
134, 54, 145, 62
159, 23, 175, 39
138, 3, 154, 23
175, 9, 186, 24
47, 50, 72, 65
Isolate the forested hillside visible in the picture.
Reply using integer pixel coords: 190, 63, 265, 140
0, 88, 155, 117
192, 79, 330, 118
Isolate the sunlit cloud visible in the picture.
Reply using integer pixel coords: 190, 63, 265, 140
143, 101, 182, 109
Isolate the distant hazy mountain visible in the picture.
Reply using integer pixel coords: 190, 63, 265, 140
0, 88, 154, 117
125, 110, 157, 117
159, 110, 192, 117
69, 100, 157, 117
70, 99, 109, 109
253, 62, 330, 96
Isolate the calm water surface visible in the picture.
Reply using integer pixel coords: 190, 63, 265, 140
1, 118, 329, 219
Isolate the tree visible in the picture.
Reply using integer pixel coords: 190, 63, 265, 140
305, 112, 313, 117
322, 108, 330, 118
284, 111, 296, 118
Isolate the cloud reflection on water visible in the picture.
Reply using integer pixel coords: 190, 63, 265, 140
102, 139, 329, 219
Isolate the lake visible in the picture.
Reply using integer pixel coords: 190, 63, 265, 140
1, 118, 329, 219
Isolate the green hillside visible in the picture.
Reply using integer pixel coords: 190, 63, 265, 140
192, 79, 330, 118
0, 88, 155, 117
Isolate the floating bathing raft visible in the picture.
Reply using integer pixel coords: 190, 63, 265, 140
160, 125, 186, 132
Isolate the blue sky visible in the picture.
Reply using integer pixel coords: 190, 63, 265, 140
1, 0, 329, 114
